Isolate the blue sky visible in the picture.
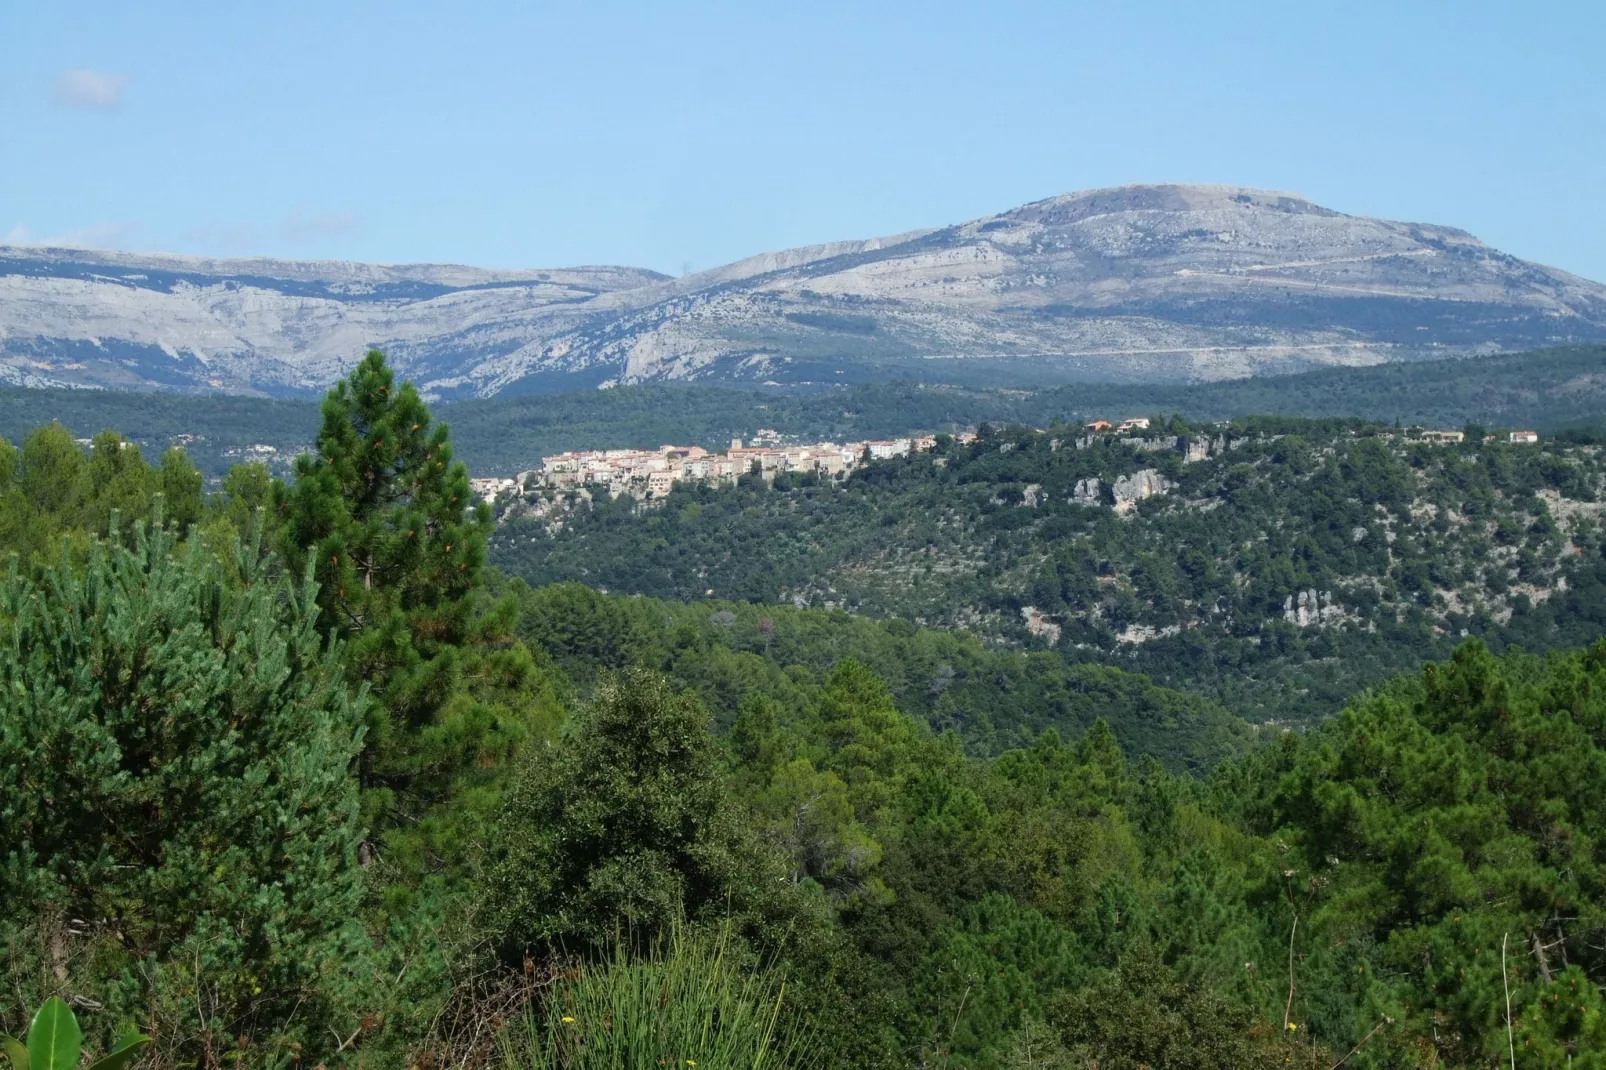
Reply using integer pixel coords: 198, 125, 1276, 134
4, 1, 1603, 281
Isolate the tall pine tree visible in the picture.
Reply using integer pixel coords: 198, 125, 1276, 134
274, 349, 561, 864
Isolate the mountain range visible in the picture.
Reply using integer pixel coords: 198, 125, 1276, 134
4, 183, 1605, 398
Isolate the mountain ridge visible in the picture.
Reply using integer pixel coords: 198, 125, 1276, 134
5, 183, 1604, 397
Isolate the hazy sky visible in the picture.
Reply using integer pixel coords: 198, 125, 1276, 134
4, 1, 1603, 280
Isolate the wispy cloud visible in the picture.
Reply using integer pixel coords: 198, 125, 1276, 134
53, 68, 132, 111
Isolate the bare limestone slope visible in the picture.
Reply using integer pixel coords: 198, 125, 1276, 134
4, 184, 1603, 397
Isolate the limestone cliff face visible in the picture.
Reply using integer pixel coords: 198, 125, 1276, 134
5, 184, 1604, 396
1111, 469, 1173, 512
1071, 477, 1103, 505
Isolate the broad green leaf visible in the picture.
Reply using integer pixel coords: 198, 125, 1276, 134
1, 1033, 29, 1070
25, 999, 80, 1070
86, 1032, 150, 1070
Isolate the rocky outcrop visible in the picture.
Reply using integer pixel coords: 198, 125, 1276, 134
6, 183, 1605, 396
1283, 588, 1343, 627
1071, 477, 1103, 505
1112, 469, 1172, 512
1185, 435, 1229, 463
1115, 623, 1182, 644
1021, 606, 1061, 646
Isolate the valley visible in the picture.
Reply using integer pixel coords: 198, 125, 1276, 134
11, 7, 1606, 1065
3, 345, 1605, 1068
3, 342, 1603, 478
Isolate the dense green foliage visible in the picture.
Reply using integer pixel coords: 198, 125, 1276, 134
479, 670, 794, 953
0, 521, 366, 1064
1265, 640, 1606, 1065
505, 574, 1606, 1066
496, 416, 1606, 722
3, 344, 1600, 478
0, 424, 204, 564
512, 582, 1253, 771
3, 350, 1605, 1069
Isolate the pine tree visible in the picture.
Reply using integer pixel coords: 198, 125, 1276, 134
16, 423, 83, 519
0, 518, 367, 1062
157, 446, 204, 533
78, 431, 153, 538
273, 349, 560, 856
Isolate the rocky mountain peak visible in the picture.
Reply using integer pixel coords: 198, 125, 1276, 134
1010, 182, 1335, 222
2, 185, 1602, 397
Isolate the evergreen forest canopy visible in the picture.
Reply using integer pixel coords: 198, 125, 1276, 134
0, 344, 1601, 478
2, 349, 1605, 1069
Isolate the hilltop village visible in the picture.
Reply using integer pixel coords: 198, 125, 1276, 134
470, 428, 957, 503
469, 420, 1179, 505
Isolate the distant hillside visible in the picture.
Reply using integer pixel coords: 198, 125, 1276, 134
5, 184, 1604, 396
1, 345, 1598, 478
492, 418, 1606, 723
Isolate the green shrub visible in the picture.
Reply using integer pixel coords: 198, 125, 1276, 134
480, 670, 791, 956
505, 925, 818, 1070
0, 518, 367, 1063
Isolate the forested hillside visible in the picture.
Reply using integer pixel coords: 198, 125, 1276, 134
3, 350, 1605, 1069
2, 344, 1601, 477
493, 416, 1606, 721
509, 581, 1254, 772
